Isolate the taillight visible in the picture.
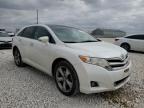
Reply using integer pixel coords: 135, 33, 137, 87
115, 38, 119, 41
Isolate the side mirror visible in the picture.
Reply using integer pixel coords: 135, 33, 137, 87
38, 36, 49, 43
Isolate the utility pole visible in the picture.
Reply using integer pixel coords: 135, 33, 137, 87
36, 9, 38, 24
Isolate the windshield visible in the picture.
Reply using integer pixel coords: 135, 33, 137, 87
49, 25, 98, 43
0, 32, 9, 37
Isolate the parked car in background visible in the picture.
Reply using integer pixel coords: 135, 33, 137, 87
0, 31, 12, 49
8, 32, 15, 37
114, 34, 144, 52
12, 24, 131, 96
0, 29, 5, 32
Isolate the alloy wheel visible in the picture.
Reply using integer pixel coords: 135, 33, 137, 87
14, 49, 21, 65
121, 44, 130, 51
55, 66, 73, 92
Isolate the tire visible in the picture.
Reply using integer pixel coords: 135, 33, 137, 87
121, 43, 130, 51
13, 48, 24, 67
54, 61, 79, 96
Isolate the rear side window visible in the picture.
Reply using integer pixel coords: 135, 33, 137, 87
126, 35, 144, 40
34, 27, 55, 43
20, 27, 35, 39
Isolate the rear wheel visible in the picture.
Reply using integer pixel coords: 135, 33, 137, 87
121, 43, 130, 51
54, 61, 79, 96
13, 48, 24, 67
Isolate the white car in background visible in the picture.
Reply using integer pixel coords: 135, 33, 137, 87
8, 32, 15, 37
114, 35, 144, 52
12, 24, 131, 96
0, 31, 13, 49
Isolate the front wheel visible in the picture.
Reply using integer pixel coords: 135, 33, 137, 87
13, 48, 24, 67
121, 44, 130, 51
54, 61, 79, 96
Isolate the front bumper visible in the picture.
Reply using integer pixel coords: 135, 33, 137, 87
74, 60, 131, 94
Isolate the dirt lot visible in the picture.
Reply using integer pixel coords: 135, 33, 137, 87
0, 41, 144, 108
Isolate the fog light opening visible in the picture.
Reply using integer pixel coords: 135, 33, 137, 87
90, 81, 99, 87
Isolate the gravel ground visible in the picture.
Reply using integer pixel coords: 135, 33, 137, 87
0, 49, 144, 108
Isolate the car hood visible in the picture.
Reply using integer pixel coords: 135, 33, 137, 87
0, 37, 12, 42
66, 41, 127, 59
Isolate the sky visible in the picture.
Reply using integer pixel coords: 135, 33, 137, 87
0, 0, 144, 34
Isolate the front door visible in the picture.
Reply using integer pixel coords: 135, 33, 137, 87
29, 26, 56, 74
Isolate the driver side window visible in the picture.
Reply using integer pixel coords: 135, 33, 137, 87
34, 26, 55, 43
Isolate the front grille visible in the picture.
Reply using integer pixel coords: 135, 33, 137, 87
107, 59, 123, 62
106, 55, 129, 71
111, 63, 127, 68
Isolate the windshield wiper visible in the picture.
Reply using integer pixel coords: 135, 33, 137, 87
79, 40, 98, 43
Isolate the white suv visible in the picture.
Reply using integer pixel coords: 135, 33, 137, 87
12, 24, 131, 96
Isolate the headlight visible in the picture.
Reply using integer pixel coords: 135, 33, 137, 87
79, 55, 112, 71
